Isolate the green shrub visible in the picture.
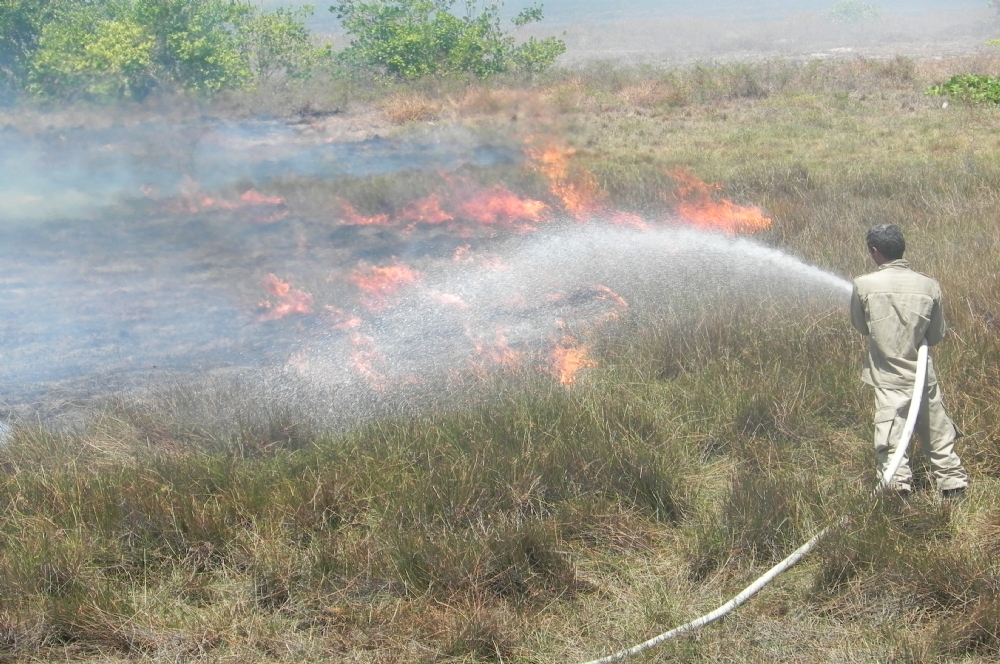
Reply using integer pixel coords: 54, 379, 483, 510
28, 10, 158, 99
329, 0, 565, 79
9, 0, 328, 100
242, 5, 330, 81
926, 74, 1000, 105
0, 0, 77, 99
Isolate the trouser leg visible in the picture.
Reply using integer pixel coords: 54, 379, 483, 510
873, 387, 912, 491
915, 382, 969, 491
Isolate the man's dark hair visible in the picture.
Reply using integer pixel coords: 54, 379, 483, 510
866, 224, 905, 260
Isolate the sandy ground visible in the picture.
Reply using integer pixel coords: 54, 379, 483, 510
541, 8, 999, 66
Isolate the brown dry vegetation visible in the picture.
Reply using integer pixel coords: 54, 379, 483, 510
3, 53, 1000, 662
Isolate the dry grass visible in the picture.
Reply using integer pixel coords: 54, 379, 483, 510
380, 92, 442, 124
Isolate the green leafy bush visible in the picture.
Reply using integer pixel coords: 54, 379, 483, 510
242, 5, 330, 81
926, 74, 1000, 105
0, 0, 72, 98
329, 0, 565, 79
28, 9, 159, 99
827, 0, 883, 23
5, 0, 329, 101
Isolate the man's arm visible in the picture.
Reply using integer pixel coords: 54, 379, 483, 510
850, 284, 869, 335
926, 291, 946, 346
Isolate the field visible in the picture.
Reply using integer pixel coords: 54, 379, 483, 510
2, 51, 1000, 662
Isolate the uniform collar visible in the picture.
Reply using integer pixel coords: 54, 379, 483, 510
877, 259, 910, 271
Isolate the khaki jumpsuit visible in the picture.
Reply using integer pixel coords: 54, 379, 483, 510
850, 259, 969, 492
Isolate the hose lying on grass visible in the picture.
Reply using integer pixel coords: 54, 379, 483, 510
578, 341, 930, 664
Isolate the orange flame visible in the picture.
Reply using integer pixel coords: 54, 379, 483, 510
458, 187, 547, 227
398, 194, 454, 225
240, 190, 285, 206
610, 211, 649, 229
468, 327, 522, 373
334, 197, 391, 226
325, 306, 363, 330
549, 333, 597, 385
347, 262, 420, 311
198, 195, 238, 211
594, 284, 629, 310
526, 141, 605, 219
170, 177, 287, 220
670, 168, 771, 234
259, 274, 313, 321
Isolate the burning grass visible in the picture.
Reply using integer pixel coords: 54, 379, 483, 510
3, 53, 1000, 661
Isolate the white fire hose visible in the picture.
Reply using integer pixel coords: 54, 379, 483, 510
578, 341, 929, 664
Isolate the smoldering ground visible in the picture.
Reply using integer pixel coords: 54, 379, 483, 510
0, 119, 522, 412
0, 112, 854, 428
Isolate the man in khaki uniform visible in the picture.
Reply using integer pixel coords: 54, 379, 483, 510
849, 224, 969, 497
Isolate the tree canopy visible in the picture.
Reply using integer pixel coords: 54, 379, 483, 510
329, 0, 565, 79
1, 0, 327, 101
1, 0, 566, 102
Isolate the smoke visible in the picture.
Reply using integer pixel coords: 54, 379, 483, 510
0, 118, 525, 414
0, 120, 518, 221
0, 102, 859, 429
0, 110, 849, 424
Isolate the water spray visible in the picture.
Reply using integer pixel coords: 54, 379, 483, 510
577, 341, 930, 664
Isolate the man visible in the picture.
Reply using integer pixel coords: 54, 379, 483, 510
849, 224, 969, 498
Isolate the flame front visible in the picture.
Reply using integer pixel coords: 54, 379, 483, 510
259, 274, 313, 321
335, 198, 391, 226
468, 327, 522, 373
592, 285, 629, 320
670, 168, 772, 234
398, 194, 454, 225
240, 137, 774, 391
165, 177, 287, 222
347, 263, 420, 311
240, 190, 285, 206
458, 186, 547, 227
549, 333, 597, 385
525, 140, 771, 235
526, 141, 605, 219
325, 307, 363, 330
